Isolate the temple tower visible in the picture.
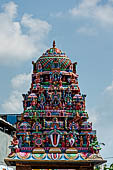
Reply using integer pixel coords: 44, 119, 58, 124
5, 41, 106, 170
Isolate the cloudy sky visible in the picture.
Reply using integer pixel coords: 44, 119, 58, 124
0, 0, 113, 165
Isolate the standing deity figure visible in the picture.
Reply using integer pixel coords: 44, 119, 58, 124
61, 135, 65, 147
66, 135, 70, 147
86, 135, 90, 147
11, 136, 19, 153
80, 136, 83, 147
45, 136, 49, 147
31, 100, 37, 109
59, 79, 62, 87
25, 132, 31, 146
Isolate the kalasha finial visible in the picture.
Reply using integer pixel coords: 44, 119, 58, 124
53, 40, 56, 48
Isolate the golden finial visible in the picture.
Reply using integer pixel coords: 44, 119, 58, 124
53, 40, 56, 48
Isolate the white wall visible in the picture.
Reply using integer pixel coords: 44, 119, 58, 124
0, 130, 12, 165
0, 130, 15, 170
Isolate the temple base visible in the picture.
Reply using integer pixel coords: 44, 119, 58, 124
5, 158, 106, 170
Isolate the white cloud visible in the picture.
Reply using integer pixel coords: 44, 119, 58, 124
77, 26, 97, 36
2, 72, 31, 113
105, 80, 113, 93
2, 90, 22, 113
69, 0, 113, 26
3, 1, 17, 19
0, 1, 51, 65
21, 14, 51, 40
87, 108, 98, 126
11, 73, 31, 90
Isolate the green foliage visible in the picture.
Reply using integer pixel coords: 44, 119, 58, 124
110, 164, 113, 169
107, 164, 113, 170
95, 164, 113, 170
95, 166, 101, 170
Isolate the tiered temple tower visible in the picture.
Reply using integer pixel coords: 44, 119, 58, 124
5, 41, 106, 170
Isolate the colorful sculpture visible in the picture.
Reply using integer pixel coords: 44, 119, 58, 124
8, 41, 104, 162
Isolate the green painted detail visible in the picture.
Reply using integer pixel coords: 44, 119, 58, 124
68, 154, 77, 157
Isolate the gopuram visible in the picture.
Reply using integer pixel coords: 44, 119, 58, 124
5, 41, 106, 170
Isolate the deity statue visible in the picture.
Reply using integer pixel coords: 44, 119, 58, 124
80, 136, 83, 147
10, 136, 19, 153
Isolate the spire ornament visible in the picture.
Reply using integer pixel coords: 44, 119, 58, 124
53, 40, 56, 48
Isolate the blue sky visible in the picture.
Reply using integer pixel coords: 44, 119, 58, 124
0, 0, 113, 165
